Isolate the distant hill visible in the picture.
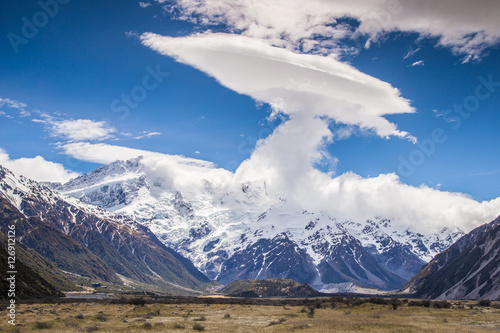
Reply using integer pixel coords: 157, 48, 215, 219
220, 278, 320, 297
401, 215, 500, 300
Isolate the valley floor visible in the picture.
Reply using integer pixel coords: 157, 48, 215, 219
1, 298, 499, 332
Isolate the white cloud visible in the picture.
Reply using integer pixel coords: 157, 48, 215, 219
411, 60, 424, 67
139, 1, 151, 8
133, 131, 161, 139
58, 143, 230, 196
0, 148, 79, 183
48, 119, 116, 142
56, 142, 500, 233
135, 31, 500, 234
156, 0, 500, 60
141, 32, 415, 141
0, 97, 30, 117
59, 142, 216, 168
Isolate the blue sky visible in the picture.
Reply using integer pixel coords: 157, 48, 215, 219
1, 0, 499, 203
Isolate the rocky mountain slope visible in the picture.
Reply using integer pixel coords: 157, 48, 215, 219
52, 157, 464, 291
401, 215, 500, 300
0, 197, 119, 283
0, 165, 210, 293
0, 238, 63, 300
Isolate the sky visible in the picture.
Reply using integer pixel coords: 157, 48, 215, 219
1, 0, 500, 231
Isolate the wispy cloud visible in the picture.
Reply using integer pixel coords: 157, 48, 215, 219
450, 169, 500, 178
404, 47, 421, 59
45, 118, 117, 142
133, 131, 161, 139
139, 1, 151, 8
0, 97, 30, 117
410, 60, 424, 67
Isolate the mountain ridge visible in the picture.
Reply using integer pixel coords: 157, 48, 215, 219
0, 164, 210, 293
401, 215, 500, 300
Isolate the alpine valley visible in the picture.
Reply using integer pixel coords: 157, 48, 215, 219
34, 156, 468, 293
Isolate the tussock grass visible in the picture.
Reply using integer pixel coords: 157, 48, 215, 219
1, 299, 499, 332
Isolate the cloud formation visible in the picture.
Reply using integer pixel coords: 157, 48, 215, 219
141, 32, 415, 140
156, 0, 500, 61
58, 142, 500, 233
48, 119, 117, 142
0, 148, 79, 183
136, 31, 500, 233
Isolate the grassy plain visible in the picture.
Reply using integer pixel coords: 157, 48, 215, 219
1, 298, 499, 332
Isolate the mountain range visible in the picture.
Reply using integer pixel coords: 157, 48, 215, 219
0, 164, 210, 296
43, 157, 464, 292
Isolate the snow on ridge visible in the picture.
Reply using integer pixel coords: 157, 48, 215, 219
48, 158, 465, 288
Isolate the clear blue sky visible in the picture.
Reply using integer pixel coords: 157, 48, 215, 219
1, 0, 499, 201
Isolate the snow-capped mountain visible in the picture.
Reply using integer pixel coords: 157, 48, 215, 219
402, 215, 500, 300
53, 157, 464, 291
0, 164, 210, 291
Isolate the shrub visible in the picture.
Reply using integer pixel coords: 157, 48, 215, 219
34, 321, 53, 329
96, 312, 107, 322
193, 316, 206, 321
85, 326, 99, 332
307, 306, 315, 318
408, 300, 431, 307
391, 299, 402, 310
223, 313, 231, 318
268, 320, 282, 326
130, 297, 147, 306
76, 313, 84, 319
143, 322, 153, 330
192, 323, 205, 331
173, 323, 185, 329
432, 301, 451, 309
478, 300, 491, 307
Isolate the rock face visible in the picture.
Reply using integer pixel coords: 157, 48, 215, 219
51, 157, 465, 291
401, 216, 500, 300
0, 165, 210, 292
